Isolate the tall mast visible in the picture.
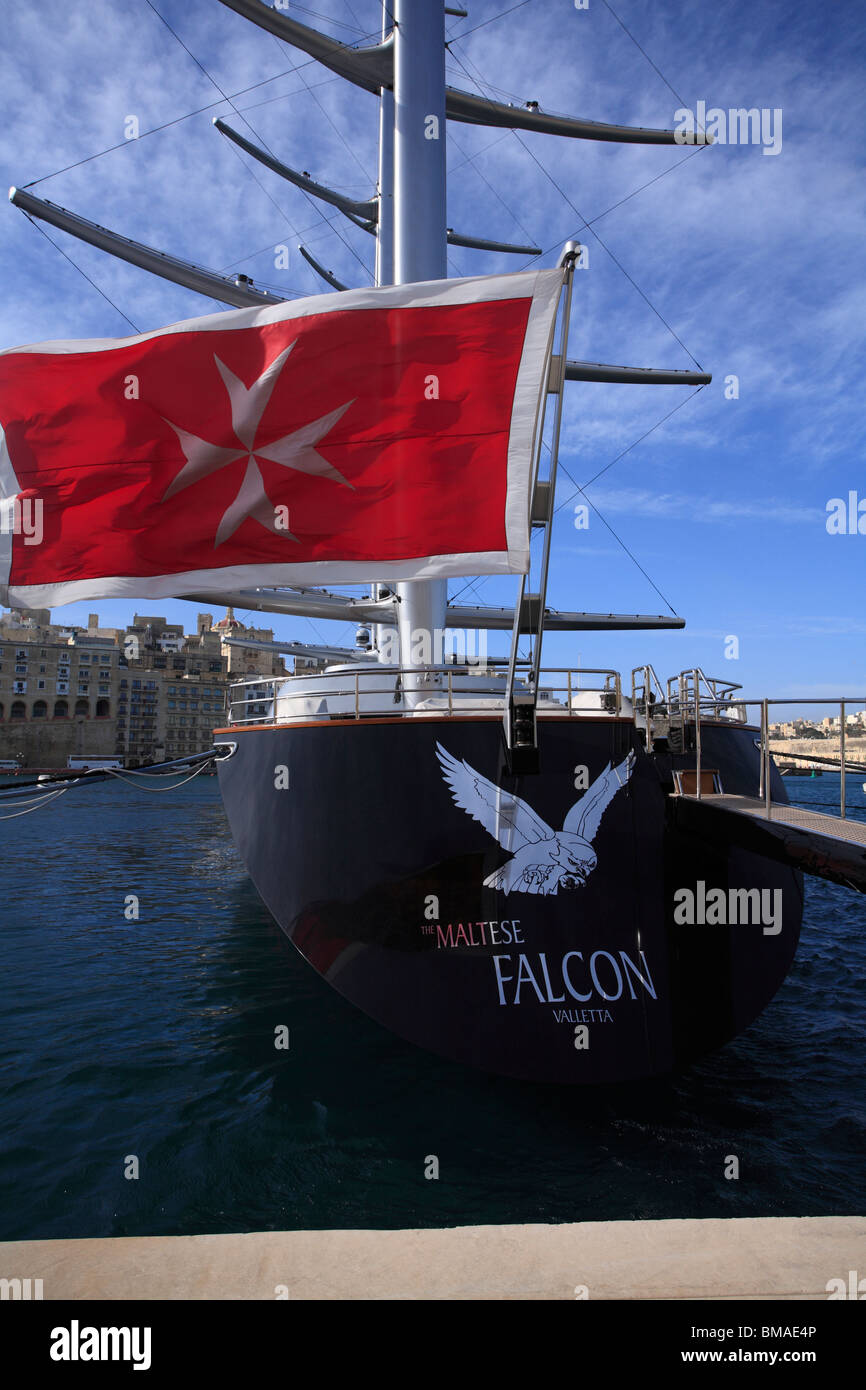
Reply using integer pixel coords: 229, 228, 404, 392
9, 0, 710, 646
392, 0, 448, 694
370, 3, 395, 662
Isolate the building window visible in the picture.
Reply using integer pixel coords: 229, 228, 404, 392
96, 698, 110, 718
37, 679, 46, 690
12, 681, 26, 694
10, 701, 25, 720
39, 665, 46, 674
32, 699, 47, 719
54, 700, 68, 718
74, 698, 89, 717
15, 664, 26, 674
56, 682, 69, 694
15, 649, 26, 660
100, 655, 110, 665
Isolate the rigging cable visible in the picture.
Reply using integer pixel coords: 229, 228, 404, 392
140, 0, 372, 284
22, 215, 141, 333
449, 1, 535, 40
447, 129, 539, 250
552, 462, 680, 617
564, 384, 708, 497
599, 0, 705, 127
22, 69, 338, 190
446, 40, 706, 369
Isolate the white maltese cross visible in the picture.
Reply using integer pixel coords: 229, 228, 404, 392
162, 343, 353, 545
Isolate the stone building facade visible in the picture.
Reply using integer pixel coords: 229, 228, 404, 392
0, 606, 286, 768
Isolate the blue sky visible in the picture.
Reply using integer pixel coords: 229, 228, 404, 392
1, 0, 864, 716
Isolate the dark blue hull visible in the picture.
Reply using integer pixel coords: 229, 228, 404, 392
216, 716, 802, 1083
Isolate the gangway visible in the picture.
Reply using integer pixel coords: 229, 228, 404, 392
672, 793, 866, 893
668, 675, 866, 892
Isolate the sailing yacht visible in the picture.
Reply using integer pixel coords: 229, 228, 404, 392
8, 1, 864, 1084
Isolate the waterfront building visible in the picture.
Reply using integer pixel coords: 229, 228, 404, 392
0, 607, 286, 768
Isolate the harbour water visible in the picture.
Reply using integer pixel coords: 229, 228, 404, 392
1, 773, 863, 1241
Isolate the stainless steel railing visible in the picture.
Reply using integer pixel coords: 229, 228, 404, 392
630, 664, 668, 753
226, 664, 625, 727
686, 689, 866, 820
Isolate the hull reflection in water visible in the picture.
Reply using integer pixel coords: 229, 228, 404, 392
216, 714, 802, 1084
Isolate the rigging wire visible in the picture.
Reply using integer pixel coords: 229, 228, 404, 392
450, 387, 706, 618
23, 215, 141, 333
235, 72, 343, 114
446, 40, 706, 369
507, 145, 709, 273
264, 30, 375, 186
510, 134, 704, 367
447, 129, 539, 249
553, 460, 679, 616
140, 0, 373, 283
599, 0, 705, 126
289, 3, 366, 35
340, 0, 366, 34
23, 71, 344, 189
253, 30, 380, 287
449, 0, 535, 40
458, 378, 706, 617
437, 29, 708, 615
567, 385, 707, 497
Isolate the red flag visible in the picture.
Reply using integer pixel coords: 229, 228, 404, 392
0, 269, 562, 606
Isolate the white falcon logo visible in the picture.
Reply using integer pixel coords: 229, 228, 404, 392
436, 744, 635, 896
162, 343, 353, 545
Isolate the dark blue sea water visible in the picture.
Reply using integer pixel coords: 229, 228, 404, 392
1, 771, 863, 1240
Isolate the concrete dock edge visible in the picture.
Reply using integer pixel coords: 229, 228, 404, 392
1, 1216, 864, 1300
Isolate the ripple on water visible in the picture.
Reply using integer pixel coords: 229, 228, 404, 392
0, 778, 863, 1238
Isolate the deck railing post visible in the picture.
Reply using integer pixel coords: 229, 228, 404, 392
840, 700, 846, 820
694, 669, 702, 798
762, 699, 771, 818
